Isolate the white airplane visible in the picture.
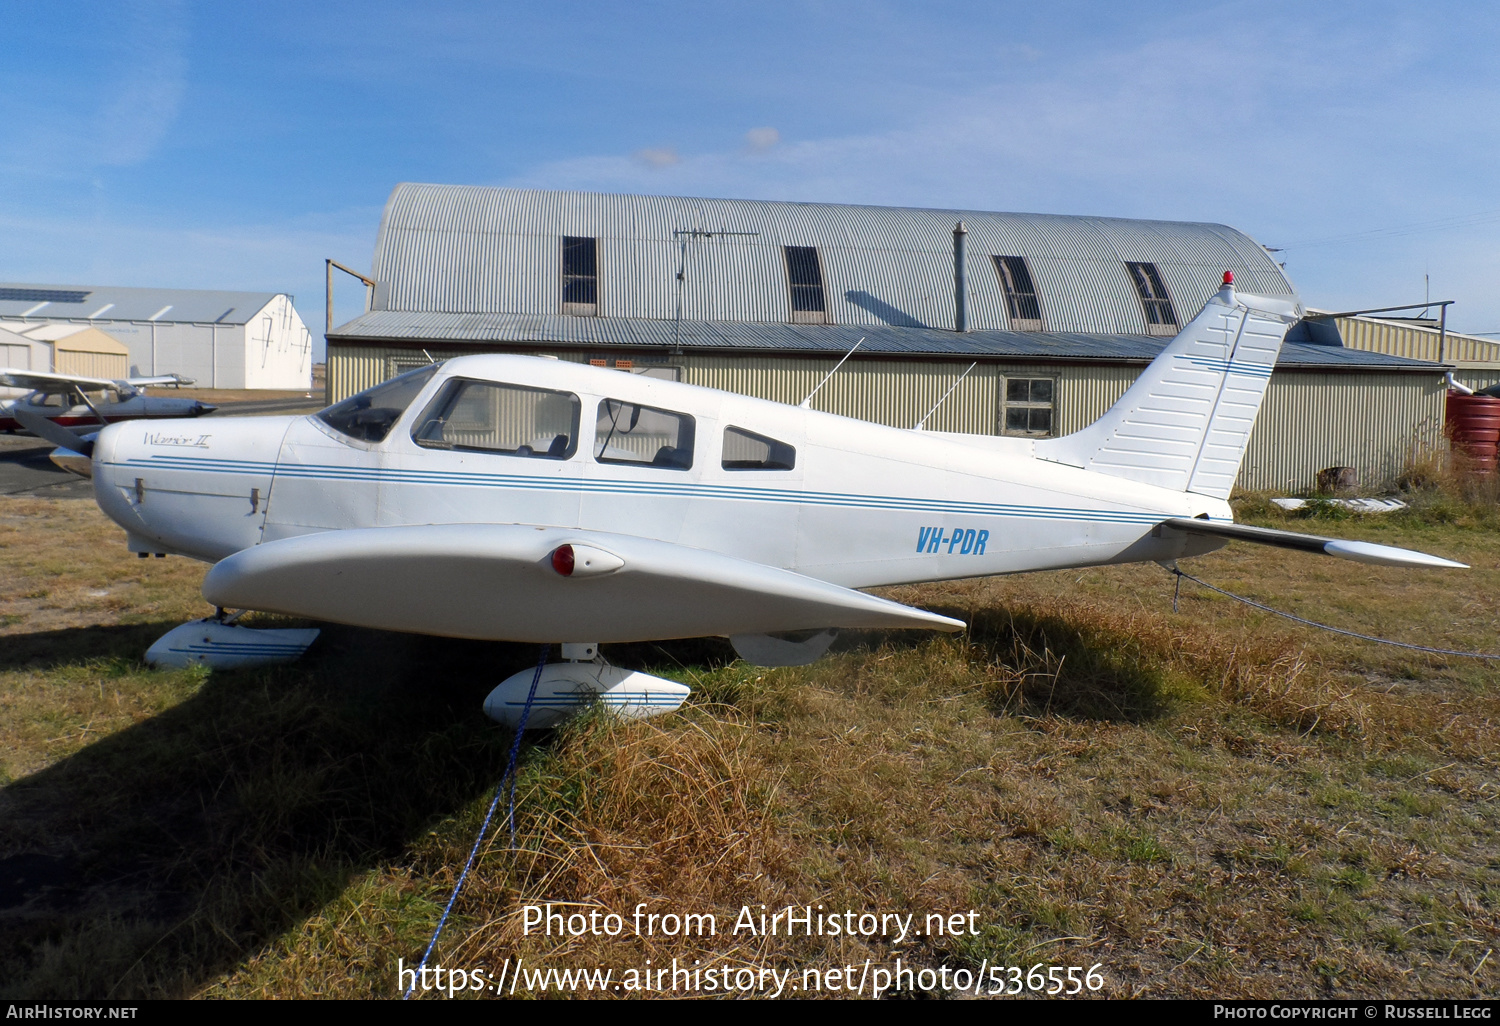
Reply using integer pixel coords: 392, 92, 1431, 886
2, 368, 211, 438
27, 276, 1466, 728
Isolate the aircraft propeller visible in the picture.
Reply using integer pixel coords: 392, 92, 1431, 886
14, 407, 96, 461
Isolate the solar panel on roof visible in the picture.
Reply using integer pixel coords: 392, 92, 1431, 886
0, 288, 91, 304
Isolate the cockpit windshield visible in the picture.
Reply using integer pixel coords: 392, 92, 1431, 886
317, 363, 442, 442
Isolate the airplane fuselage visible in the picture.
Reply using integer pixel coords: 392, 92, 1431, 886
91, 354, 1227, 590
0, 391, 212, 434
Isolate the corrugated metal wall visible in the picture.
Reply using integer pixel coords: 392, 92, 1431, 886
329, 343, 1441, 493
1337, 316, 1500, 364
54, 349, 130, 379
1453, 369, 1500, 393
1241, 373, 1444, 493
370, 185, 1298, 335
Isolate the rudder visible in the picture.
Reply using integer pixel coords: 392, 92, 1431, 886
1034, 277, 1300, 499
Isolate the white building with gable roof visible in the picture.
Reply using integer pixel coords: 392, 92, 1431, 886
0, 284, 313, 389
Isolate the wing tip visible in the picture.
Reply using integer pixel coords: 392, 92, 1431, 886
1322, 540, 1468, 569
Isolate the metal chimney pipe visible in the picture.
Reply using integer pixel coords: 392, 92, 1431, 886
953, 221, 968, 332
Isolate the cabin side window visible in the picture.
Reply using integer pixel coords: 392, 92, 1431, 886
999, 376, 1055, 437
1126, 261, 1178, 336
411, 379, 581, 459
722, 426, 795, 470
594, 399, 695, 470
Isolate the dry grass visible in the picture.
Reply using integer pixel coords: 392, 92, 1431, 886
1, 495, 1497, 999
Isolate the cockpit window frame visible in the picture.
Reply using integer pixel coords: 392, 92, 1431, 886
316, 363, 443, 444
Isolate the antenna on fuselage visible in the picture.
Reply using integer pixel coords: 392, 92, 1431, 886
913, 361, 977, 431
799, 338, 864, 409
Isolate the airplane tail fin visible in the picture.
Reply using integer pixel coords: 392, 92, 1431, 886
1034, 276, 1300, 499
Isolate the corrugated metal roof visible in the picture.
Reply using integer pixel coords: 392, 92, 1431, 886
328, 310, 1433, 371
369, 184, 1300, 335
0, 283, 282, 325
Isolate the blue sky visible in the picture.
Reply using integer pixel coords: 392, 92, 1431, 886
3, 1, 1498, 355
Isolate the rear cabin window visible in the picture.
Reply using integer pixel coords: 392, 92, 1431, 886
318, 363, 441, 442
722, 426, 796, 470
594, 399, 695, 470
412, 379, 581, 458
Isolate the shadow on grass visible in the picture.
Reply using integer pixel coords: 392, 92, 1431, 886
840, 604, 1184, 723
0, 603, 1175, 996
0, 622, 180, 672
0, 624, 562, 999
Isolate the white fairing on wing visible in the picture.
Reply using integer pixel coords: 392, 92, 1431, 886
1035, 284, 1300, 499
201, 523, 966, 644
145, 620, 320, 669
483, 662, 690, 729
731, 629, 839, 667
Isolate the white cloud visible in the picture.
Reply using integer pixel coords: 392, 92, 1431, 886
744, 126, 779, 152
634, 147, 681, 168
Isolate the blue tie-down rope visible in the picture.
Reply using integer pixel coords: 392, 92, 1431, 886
1168, 567, 1500, 660
404, 644, 550, 1000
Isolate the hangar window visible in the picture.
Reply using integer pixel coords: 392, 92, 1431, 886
722, 426, 795, 471
1126, 262, 1178, 336
562, 236, 598, 316
595, 399, 695, 470
1000, 377, 1055, 437
783, 245, 827, 324
412, 379, 580, 459
992, 256, 1043, 330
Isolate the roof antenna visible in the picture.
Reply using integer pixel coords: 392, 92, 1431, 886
914, 361, 977, 430
800, 338, 864, 409
671, 228, 760, 352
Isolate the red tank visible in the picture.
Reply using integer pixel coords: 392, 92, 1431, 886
1446, 391, 1500, 474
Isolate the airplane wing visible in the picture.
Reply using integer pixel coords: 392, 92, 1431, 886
126, 374, 194, 387
1161, 518, 1467, 569
0, 368, 131, 394
202, 524, 966, 644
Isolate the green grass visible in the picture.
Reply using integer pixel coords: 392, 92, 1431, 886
1, 496, 1497, 999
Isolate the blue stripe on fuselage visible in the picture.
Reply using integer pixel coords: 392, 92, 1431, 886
113, 453, 1225, 526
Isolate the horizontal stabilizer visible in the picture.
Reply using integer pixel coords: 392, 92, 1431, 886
1161, 518, 1467, 569
203, 524, 966, 644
